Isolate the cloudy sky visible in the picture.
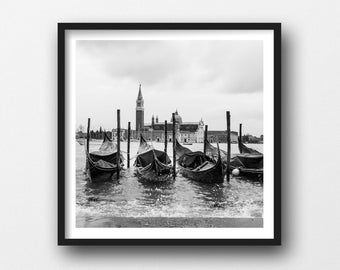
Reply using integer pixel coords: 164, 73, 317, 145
76, 40, 263, 136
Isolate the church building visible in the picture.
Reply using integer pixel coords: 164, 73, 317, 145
143, 110, 205, 143
135, 85, 204, 143
135, 85, 237, 143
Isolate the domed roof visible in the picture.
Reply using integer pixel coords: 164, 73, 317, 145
171, 109, 182, 124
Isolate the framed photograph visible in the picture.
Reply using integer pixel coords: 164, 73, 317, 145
58, 23, 281, 245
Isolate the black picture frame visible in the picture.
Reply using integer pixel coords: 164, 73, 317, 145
58, 22, 281, 246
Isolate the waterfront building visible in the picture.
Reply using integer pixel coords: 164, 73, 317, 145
143, 110, 205, 143
133, 85, 238, 143
206, 130, 238, 143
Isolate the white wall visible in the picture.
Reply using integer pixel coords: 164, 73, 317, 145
1, 0, 340, 269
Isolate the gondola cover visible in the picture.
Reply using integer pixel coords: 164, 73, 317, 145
86, 132, 123, 182
135, 149, 171, 167
134, 135, 172, 182
177, 151, 215, 169
175, 140, 225, 183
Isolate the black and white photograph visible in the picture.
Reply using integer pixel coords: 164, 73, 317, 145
59, 23, 280, 244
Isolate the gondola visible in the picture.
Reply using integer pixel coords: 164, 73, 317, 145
230, 153, 263, 179
238, 139, 262, 155
86, 133, 124, 182
175, 140, 225, 183
204, 138, 263, 180
233, 139, 263, 179
134, 135, 172, 182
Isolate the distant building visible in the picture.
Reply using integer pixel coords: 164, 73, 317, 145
179, 119, 205, 143
77, 85, 260, 144
143, 110, 205, 143
131, 85, 238, 143
242, 134, 263, 144
207, 130, 238, 143
135, 84, 144, 133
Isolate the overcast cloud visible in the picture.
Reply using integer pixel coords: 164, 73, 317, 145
76, 40, 263, 136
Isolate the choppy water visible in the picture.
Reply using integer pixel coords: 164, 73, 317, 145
76, 141, 263, 222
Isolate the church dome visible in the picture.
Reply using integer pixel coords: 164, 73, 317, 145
171, 110, 182, 124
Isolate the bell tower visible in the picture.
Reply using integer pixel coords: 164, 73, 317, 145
136, 84, 144, 132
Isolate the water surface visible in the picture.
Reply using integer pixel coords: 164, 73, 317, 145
76, 141, 263, 226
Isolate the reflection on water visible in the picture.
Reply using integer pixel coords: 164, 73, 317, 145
76, 141, 263, 218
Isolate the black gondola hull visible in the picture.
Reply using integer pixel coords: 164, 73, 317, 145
175, 139, 225, 183
228, 153, 263, 180
178, 160, 225, 183
85, 132, 124, 182
134, 135, 172, 182
204, 138, 263, 180
238, 168, 263, 180
87, 161, 118, 182
86, 149, 123, 182
86, 154, 123, 182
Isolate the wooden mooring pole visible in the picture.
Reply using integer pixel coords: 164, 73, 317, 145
226, 111, 231, 182
238, 123, 242, 153
164, 120, 168, 154
85, 118, 91, 172
127, 121, 131, 168
172, 113, 176, 179
239, 123, 243, 142
86, 118, 90, 153
204, 125, 208, 154
117, 109, 121, 179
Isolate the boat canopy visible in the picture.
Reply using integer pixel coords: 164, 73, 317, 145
231, 154, 263, 169
135, 149, 171, 168
178, 151, 215, 169
89, 132, 122, 164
